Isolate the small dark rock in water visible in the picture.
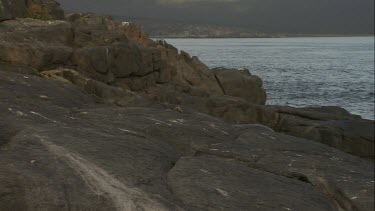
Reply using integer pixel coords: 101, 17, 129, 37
0, 1, 374, 210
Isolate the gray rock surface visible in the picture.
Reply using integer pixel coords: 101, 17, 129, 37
0, 6, 374, 210
149, 88, 374, 158
0, 14, 373, 159
0, 0, 27, 21
0, 15, 229, 96
0, 68, 374, 211
213, 67, 267, 104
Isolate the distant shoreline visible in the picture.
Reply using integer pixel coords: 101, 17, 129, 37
151, 35, 375, 39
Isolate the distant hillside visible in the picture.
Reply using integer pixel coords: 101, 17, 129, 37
129, 21, 274, 38
57, 0, 374, 36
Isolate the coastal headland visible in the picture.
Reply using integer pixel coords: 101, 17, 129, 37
0, 1, 374, 210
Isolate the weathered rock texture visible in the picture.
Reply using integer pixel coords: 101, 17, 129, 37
0, 11, 373, 159
0, 0, 64, 21
212, 67, 267, 104
27, 0, 64, 19
0, 0, 27, 21
0, 67, 374, 211
0, 3, 374, 210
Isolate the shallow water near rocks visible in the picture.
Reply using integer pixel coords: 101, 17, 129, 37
165, 37, 375, 120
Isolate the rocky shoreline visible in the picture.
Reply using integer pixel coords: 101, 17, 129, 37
0, 1, 374, 210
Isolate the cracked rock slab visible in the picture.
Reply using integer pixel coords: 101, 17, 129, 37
0, 69, 374, 210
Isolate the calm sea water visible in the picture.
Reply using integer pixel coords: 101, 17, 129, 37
165, 37, 375, 120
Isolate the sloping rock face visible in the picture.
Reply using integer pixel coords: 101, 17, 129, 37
148, 86, 374, 158
1, 68, 374, 211
258, 106, 374, 158
0, 3, 374, 209
0, 12, 373, 159
195, 100, 374, 158
213, 67, 267, 104
0, 14, 228, 96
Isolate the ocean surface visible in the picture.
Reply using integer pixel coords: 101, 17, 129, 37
165, 37, 375, 120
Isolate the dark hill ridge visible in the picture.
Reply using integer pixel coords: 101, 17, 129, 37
0, 1, 374, 210
56, 0, 374, 35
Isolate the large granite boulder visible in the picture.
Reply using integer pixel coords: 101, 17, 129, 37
213, 67, 267, 104
0, 18, 73, 70
246, 105, 375, 159
0, 68, 374, 211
